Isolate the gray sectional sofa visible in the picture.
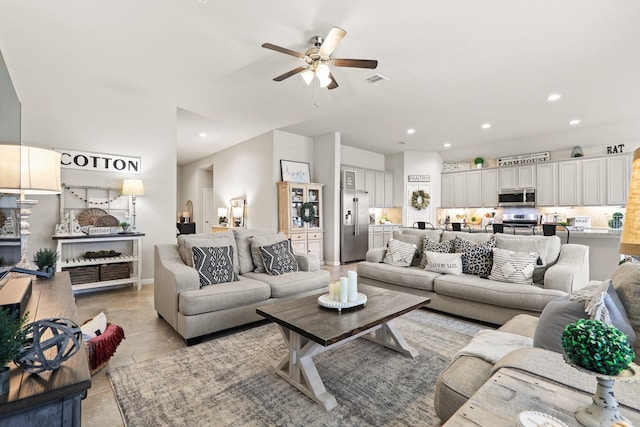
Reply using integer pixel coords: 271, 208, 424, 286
154, 229, 330, 344
357, 228, 590, 325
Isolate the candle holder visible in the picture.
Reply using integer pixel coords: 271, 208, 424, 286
317, 293, 367, 312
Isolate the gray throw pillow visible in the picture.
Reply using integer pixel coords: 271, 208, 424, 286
259, 240, 299, 276
533, 282, 636, 353
420, 238, 454, 269
192, 246, 238, 288
609, 261, 640, 356
250, 233, 288, 273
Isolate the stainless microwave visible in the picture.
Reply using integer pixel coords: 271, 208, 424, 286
498, 189, 535, 207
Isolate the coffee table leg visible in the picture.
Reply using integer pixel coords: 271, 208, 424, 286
273, 326, 338, 411
364, 321, 418, 358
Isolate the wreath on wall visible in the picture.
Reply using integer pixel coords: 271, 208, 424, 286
411, 190, 430, 210
300, 202, 316, 223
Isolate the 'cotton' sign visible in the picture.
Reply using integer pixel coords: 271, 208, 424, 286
56, 149, 141, 175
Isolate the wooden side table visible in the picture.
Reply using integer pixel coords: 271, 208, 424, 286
444, 368, 640, 426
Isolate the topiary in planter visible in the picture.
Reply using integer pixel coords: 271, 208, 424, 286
562, 319, 635, 376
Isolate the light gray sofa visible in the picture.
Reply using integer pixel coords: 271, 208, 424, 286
154, 229, 330, 344
434, 261, 640, 421
357, 229, 590, 325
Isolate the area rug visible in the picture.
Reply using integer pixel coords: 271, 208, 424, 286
107, 309, 486, 427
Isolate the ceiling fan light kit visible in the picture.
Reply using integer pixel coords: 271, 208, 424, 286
262, 26, 378, 92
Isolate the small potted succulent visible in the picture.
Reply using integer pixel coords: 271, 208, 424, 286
608, 212, 624, 229
562, 319, 635, 376
474, 157, 485, 169
32, 248, 59, 275
119, 221, 131, 233
0, 308, 29, 396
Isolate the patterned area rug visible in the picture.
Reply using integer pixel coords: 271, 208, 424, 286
107, 309, 485, 427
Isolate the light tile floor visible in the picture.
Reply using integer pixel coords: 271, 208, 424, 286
76, 264, 356, 426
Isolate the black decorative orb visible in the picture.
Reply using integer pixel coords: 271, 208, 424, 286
14, 318, 82, 374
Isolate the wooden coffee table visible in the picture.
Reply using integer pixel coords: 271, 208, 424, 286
256, 284, 430, 411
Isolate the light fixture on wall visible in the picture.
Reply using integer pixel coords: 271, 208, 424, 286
121, 179, 144, 231
620, 148, 640, 258
0, 144, 62, 269
230, 198, 246, 228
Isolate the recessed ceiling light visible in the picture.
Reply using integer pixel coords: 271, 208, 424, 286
481, 123, 491, 129
569, 119, 581, 126
443, 142, 452, 148
199, 132, 207, 138
406, 129, 415, 135
547, 93, 562, 102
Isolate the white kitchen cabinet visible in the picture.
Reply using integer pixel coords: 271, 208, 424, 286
354, 168, 365, 191
481, 169, 499, 207
374, 171, 385, 207
384, 172, 394, 207
465, 170, 482, 207
607, 155, 631, 205
499, 165, 535, 190
558, 160, 581, 206
441, 173, 454, 208
364, 170, 375, 196
452, 172, 467, 208
369, 226, 384, 249
383, 227, 393, 247
582, 157, 606, 206
536, 163, 558, 207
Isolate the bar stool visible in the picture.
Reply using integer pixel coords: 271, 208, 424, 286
412, 221, 435, 230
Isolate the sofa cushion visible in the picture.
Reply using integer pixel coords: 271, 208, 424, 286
495, 234, 561, 284
357, 262, 439, 292
401, 228, 443, 242
384, 238, 418, 267
489, 248, 539, 285
243, 269, 329, 298
442, 231, 493, 244
233, 228, 277, 274
420, 238, 455, 269
192, 245, 239, 287
425, 251, 462, 275
392, 231, 423, 266
609, 261, 640, 356
250, 232, 288, 273
179, 276, 271, 316
259, 240, 299, 276
533, 281, 636, 353
453, 236, 495, 277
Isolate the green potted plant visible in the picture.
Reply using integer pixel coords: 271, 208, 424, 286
608, 212, 624, 229
119, 221, 130, 233
474, 157, 484, 169
0, 308, 29, 396
32, 248, 59, 275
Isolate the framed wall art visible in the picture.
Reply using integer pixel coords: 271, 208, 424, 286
280, 160, 310, 183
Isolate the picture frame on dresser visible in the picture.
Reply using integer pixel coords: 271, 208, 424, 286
280, 160, 310, 183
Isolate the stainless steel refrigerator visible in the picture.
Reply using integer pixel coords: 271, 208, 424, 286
340, 173, 369, 263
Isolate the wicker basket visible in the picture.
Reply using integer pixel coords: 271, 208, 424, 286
82, 319, 125, 375
99, 262, 131, 281
64, 265, 99, 285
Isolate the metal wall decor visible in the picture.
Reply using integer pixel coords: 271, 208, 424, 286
14, 318, 82, 373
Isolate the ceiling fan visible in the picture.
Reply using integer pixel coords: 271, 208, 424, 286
262, 26, 378, 90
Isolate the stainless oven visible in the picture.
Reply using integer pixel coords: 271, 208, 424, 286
498, 189, 535, 207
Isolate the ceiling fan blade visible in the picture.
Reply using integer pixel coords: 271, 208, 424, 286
327, 73, 339, 90
318, 26, 346, 58
262, 43, 306, 59
273, 66, 307, 82
333, 58, 378, 69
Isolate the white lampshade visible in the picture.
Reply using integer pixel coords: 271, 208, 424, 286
620, 148, 640, 256
0, 144, 62, 194
121, 179, 144, 196
316, 64, 331, 88
301, 69, 314, 85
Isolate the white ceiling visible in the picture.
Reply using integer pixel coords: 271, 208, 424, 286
1, 1, 640, 165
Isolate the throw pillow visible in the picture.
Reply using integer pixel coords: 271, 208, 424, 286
453, 236, 496, 277
250, 233, 288, 273
609, 261, 640, 356
192, 246, 238, 288
489, 247, 539, 285
424, 251, 463, 275
495, 234, 561, 284
392, 231, 423, 266
533, 281, 636, 353
420, 238, 455, 269
80, 312, 107, 340
383, 239, 418, 267
259, 240, 299, 276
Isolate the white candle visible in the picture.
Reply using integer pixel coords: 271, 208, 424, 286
333, 281, 340, 301
348, 271, 358, 302
328, 283, 335, 300
340, 277, 348, 303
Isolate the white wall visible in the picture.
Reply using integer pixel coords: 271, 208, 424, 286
14, 72, 177, 281
314, 132, 341, 265
341, 145, 385, 170
273, 129, 314, 181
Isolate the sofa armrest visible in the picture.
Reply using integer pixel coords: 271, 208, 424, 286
543, 244, 589, 293
154, 244, 200, 329
366, 248, 387, 263
293, 252, 320, 272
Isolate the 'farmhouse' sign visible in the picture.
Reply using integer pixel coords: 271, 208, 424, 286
497, 152, 549, 167
56, 149, 141, 175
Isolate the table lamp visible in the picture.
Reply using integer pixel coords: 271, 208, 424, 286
121, 179, 144, 231
620, 148, 640, 258
0, 144, 62, 269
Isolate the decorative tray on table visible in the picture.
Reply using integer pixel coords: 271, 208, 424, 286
318, 293, 367, 311
84, 250, 122, 259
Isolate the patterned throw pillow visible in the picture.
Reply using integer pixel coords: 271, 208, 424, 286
192, 246, 238, 288
420, 238, 455, 269
489, 247, 539, 285
454, 236, 495, 277
383, 239, 418, 267
259, 240, 299, 276
424, 251, 463, 275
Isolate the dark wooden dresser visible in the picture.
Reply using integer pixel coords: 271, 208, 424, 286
0, 272, 91, 426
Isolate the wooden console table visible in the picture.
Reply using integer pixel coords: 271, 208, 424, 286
444, 368, 640, 426
0, 272, 91, 426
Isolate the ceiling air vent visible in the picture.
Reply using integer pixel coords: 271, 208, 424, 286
365, 74, 390, 86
